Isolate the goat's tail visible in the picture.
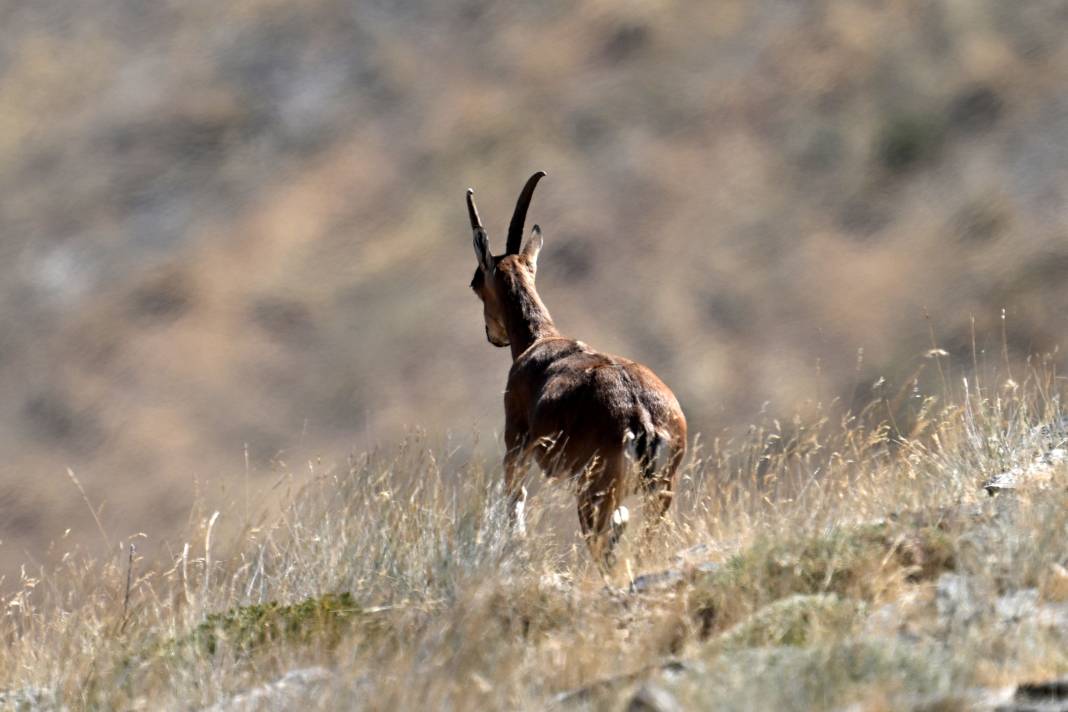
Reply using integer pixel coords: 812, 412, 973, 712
624, 416, 671, 490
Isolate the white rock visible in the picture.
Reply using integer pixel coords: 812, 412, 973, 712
201, 667, 332, 712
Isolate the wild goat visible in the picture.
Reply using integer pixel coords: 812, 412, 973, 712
467, 172, 687, 564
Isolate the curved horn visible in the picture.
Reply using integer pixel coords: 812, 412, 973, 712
506, 171, 546, 255
466, 188, 483, 230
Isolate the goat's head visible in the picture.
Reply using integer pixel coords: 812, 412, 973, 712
467, 171, 546, 347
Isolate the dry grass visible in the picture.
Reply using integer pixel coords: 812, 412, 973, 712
2, 0, 1068, 582
0, 361, 1065, 710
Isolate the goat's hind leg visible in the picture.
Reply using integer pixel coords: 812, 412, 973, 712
638, 444, 684, 553
503, 442, 529, 537
577, 455, 627, 569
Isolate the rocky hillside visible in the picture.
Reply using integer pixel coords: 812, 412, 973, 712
0, 0, 1066, 575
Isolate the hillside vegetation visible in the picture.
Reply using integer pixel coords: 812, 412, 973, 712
1, 366, 1066, 710
1, 0, 1067, 578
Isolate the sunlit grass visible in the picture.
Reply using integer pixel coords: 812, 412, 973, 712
0, 361, 1065, 710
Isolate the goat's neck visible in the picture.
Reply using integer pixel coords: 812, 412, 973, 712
501, 273, 560, 361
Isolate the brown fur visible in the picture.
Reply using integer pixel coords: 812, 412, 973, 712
467, 174, 687, 564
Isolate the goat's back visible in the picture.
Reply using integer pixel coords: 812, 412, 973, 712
507, 338, 686, 473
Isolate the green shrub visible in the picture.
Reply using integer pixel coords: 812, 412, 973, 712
183, 592, 381, 657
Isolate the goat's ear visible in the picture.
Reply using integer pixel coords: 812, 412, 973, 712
522, 224, 543, 268
473, 228, 495, 275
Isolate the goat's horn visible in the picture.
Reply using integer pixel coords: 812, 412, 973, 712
466, 188, 483, 231
506, 171, 546, 255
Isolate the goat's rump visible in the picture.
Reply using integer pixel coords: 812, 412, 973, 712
510, 338, 685, 476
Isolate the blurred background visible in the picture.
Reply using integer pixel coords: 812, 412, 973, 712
0, 0, 1066, 578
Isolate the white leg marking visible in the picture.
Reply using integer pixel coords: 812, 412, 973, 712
514, 486, 528, 537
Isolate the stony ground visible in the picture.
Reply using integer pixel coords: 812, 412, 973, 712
2, 0, 1068, 581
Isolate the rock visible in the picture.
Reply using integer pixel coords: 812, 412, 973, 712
672, 543, 711, 563
626, 683, 683, 712
936, 572, 1068, 636
1034, 417, 1068, 451
673, 540, 740, 565
539, 571, 573, 595
995, 588, 1040, 623
0, 687, 64, 711
553, 661, 694, 708
996, 677, 1068, 712
984, 457, 1060, 495
628, 568, 686, 594
626, 545, 724, 595
986, 584, 1068, 627
1015, 678, 1068, 697
862, 588, 927, 640
984, 418, 1068, 495
201, 667, 332, 711
985, 469, 1024, 494
936, 573, 990, 627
